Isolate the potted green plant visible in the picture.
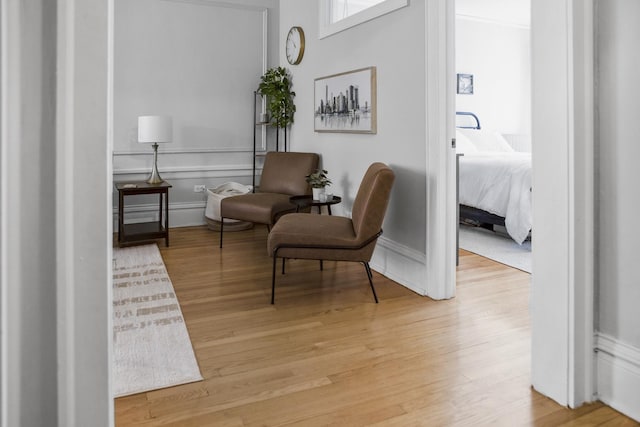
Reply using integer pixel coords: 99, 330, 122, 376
306, 169, 331, 201
257, 67, 296, 150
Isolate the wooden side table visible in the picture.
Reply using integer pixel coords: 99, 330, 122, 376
115, 181, 172, 247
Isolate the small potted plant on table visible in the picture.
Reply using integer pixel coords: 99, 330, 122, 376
306, 169, 332, 201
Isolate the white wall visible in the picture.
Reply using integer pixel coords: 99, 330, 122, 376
455, 17, 531, 136
279, 1, 430, 294
1, 0, 112, 425
1, 1, 58, 424
595, 0, 640, 420
113, 0, 279, 227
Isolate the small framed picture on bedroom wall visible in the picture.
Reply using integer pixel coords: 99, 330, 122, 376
457, 73, 474, 95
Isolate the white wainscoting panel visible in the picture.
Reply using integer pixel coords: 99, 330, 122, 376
113, 201, 208, 231
113, 0, 270, 229
596, 333, 640, 422
113, 161, 261, 230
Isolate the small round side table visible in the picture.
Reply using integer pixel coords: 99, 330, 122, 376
289, 195, 342, 215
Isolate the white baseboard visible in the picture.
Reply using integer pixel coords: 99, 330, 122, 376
114, 203, 429, 299
370, 235, 427, 297
595, 332, 640, 422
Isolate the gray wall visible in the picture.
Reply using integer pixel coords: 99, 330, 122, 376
596, 0, 640, 349
455, 17, 531, 136
113, 0, 279, 227
277, 1, 432, 295
113, 0, 430, 296
595, 1, 640, 419
279, 0, 427, 253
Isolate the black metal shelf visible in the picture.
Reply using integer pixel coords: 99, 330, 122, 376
253, 91, 288, 191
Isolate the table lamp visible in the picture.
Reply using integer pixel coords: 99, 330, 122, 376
138, 115, 172, 184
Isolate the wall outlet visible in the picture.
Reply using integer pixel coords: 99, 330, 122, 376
193, 184, 206, 193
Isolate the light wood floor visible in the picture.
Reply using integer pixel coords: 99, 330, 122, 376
115, 226, 637, 426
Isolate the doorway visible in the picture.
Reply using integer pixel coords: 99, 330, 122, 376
446, 0, 596, 407
454, 0, 532, 273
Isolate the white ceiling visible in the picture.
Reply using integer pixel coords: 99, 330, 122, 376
456, 0, 530, 27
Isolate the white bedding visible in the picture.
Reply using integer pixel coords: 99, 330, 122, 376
458, 151, 532, 245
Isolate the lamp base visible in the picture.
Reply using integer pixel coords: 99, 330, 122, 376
146, 170, 164, 185
146, 143, 164, 184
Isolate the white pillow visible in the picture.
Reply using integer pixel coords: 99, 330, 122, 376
455, 129, 478, 154
458, 128, 514, 152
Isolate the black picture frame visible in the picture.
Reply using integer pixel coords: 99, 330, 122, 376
457, 73, 474, 95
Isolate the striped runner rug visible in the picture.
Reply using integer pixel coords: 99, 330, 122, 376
112, 244, 202, 397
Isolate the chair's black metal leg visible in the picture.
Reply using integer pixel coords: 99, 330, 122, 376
282, 258, 286, 274
271, 255, 277, 304
320, 260, 323, 271
219, 217, 224, 248
363, 262, 379, 303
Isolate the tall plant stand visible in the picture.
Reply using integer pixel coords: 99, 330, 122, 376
253, 91, 288, 191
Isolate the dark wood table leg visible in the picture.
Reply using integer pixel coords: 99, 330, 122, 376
118, 190, 124, 245
164, 189, 169, 246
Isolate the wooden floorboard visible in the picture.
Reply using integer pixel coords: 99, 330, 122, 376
114, 225, 637, 426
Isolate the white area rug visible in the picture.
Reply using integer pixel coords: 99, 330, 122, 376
112, 244, 203, 397
459, 224, 532, 273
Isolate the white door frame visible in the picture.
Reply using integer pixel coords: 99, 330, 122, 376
1, 0, 113, 425
57, 0, 113, 424
424, 0, 457, 300
428, 0, 596, 408
530, 0, 595, 407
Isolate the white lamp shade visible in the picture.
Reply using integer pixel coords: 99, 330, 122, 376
138, 115, 172, 143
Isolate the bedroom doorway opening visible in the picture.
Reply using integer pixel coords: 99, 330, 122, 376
454, 0, 532, 273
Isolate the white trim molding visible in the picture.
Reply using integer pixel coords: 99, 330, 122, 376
112, 147, 254, 156
113, 201, 208, 229
58, 0, 112, 424
530, 0, 595, 408
113, 163, 255, 179
455, 14, 530, 30
113, 203, 430, 297
371, 236, 427, 296
318, 0, 408, 39
1, 1, 25, 425
596, 333, 640, 422
424, 0, 456, 300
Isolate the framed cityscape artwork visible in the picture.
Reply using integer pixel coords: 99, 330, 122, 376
314, 66, 377, 134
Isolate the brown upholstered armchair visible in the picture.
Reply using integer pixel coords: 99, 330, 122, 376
267, 162, 395, 304
219, 151, 319, 247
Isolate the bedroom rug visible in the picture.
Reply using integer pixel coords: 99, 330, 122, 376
112, 244, 203, 397
459, 224, 532, 273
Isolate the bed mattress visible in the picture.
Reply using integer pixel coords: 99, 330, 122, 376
458, 152, 532, 244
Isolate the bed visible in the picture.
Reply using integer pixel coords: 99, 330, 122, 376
456, 112, 532, 245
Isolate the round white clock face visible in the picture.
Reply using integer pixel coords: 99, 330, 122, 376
286, 26, 305, 65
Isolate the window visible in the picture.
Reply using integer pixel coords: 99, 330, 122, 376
319, 0, 408, 39
330, 0, 386, 22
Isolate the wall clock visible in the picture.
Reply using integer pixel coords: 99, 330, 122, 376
286, 26, 305, 65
